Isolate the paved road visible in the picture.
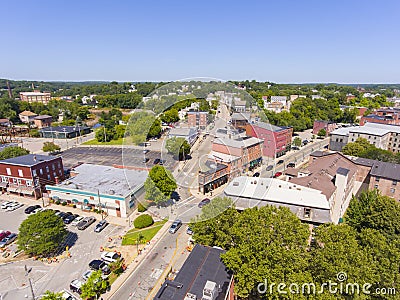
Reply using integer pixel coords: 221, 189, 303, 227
109, 225, 190, 300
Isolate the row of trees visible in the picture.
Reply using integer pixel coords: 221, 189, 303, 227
342, 137, 400, 163
190, 192, 400, 299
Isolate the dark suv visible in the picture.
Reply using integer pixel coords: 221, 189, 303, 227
24, 205, 40, 214
89, 259, 111, 275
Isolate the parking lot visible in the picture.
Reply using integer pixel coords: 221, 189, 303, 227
0, 199, 125, 299
59, 146, 177, 170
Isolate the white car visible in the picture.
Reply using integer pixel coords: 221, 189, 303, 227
59, 289, 78, 300
82, 270, 94, 281
71, 216, 84, 226
31, 207, 43, 214
7, 202, 23, 211
1, 201, 13, 209
101, 251, 121, 263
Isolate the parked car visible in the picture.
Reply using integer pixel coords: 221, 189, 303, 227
266, 165, 274, 171
302, 140, 309, 145
77, 216, 96, 230
94, 220, 108, 233
186, 227, 193, 235
153, 158, 161, 165
31, 207, 43, 214
286, 162, 296, 168
24, 205, 40, 214
7, 202, 23, 211
273, 172, 283, 178
64, 214, 78, 224
277, 159, 284, 165
143, 149, 150, 154
82, 270, 94, 281
69, 279, 84, 294
88, 259, 111, 275
1, 201, 13, 209
198, 198, 211, 208
169, 220, 182, 234
142, 157, 149, 163
0, 231, 11, 241
71, 216, 84, 226
159, 159, 166, 165
253, 172, 260, 177
291, 146, 300, 150
101, 251, 121, 263
0, 233, 17, 248
60, 289, 78, 300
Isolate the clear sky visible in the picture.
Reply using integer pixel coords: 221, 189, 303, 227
1, 0, 399, 83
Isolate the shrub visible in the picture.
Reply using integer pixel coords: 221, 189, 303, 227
55, 200, 60, 205
61, 202, 67, 206
134, 214, 154, 229
137, 203, 147, 212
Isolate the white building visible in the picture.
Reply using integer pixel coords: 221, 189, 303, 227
46, 164, 147, 218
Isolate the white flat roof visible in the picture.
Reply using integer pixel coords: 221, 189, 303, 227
331, 123, 400, 137
208, 151, 240, 162
224, 176, 329, 209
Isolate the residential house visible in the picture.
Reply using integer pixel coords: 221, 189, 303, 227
19, 111, 37, 124
0, 154, 64, 199
168, 127, 198, 145
33, 115, 53, 129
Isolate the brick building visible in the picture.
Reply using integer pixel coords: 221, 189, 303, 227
0, 154, 64, 199
33, 115, 53, 129
20, 91, 51, 104
245, 122, 292, 158
187, 111, 208, 129
360, 108, 400, 126
312, 120, 336, 136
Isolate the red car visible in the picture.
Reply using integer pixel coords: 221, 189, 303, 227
0, 231, 11, 241
273, 172, 282, 178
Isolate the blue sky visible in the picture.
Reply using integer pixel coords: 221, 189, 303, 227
1, 0, 399, 83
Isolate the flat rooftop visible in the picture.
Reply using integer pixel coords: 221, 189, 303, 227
55, 163, 147, 197
154, 244, 232, 300
224, 176, 329, 210
0, 154, 59, 167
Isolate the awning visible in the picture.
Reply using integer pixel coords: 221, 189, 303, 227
7, 187, 20, 193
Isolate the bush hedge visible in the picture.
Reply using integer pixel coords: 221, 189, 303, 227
134, 214, 154, 229
137, 203, 147, 212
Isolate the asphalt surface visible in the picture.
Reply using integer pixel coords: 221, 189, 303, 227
59, 147, 176, 170
0, 200, 124, 299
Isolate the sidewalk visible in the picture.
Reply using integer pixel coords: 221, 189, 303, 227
103, 220, 172, 300
0, 193, 129, 227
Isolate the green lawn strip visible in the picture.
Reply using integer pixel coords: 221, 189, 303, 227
122, 220, 168, 246
82, 138, 125, 145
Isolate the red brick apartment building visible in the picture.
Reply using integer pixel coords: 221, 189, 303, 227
0, 154, 64, 198
187, 111, 208, 129
245, 122, 293, 158
312, 120, 337, 136
360, 108, 400, 126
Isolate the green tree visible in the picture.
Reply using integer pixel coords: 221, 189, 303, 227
345, 190, 400, 238
161, 108, 179, 123
0, 146, 30, 160
165, 137, 191, 160
196, 197, 234, 221
144, 166, 177, 204
341, 137, 372, 156
317, 128, 327, 137
95, 126, 115, 142
80, 270, 109, 300
41, 290, 63, 300
42, 142, 61, 154
148, 118, 162, 138
292, 136, 302, 147
17, 210, 67, 257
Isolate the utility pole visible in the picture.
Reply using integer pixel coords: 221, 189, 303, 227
28, 278, 35, 300
98, 190, 103, 220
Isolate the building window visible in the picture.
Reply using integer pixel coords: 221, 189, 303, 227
393, 180, 397, 186
391, 188, 396, 194
18, 169, 23, 177
47, 174, 51, 180
304, 208, 311, 218
375, 177, 380, 182
17, 179, 22, 185
13, 178, 18, 184
374, 184, 379, 189
46, 166, 50, 173
53, 172, 56, 177
26, 180, 32, 187
58, 162, 61, 168
39, 169, 43, 175
1, 176, 6, 183
6, 168, 11, 175
32, 169, 37, 176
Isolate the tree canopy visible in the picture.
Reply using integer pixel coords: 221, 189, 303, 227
40, 291, 64, 300
144, 166, 177, 204
0, 146, 29, 160
165, 137, 191, 160
42, 142, 61, 153
342, 138, 400, 163
17, 210, 67, 257
80, 270, 109, 299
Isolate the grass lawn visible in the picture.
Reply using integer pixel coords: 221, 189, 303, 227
122, 219, 168, 246
82, 138, 125, 145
